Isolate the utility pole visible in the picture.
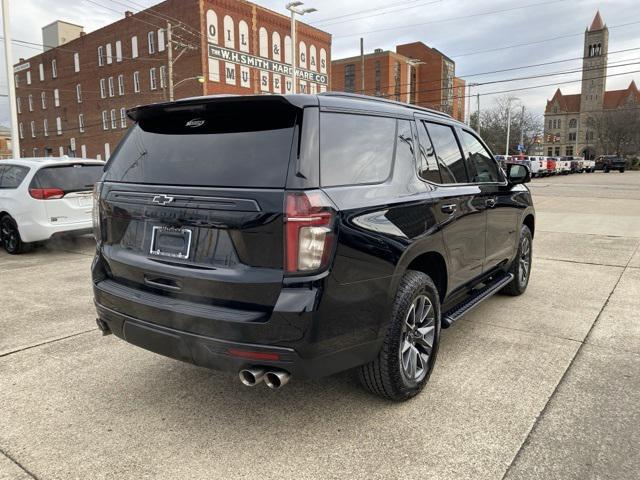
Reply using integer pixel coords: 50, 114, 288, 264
476, 93, 480, 133
505, 99, 512, 157
167, 22, 174, 102
519, 105, 526, 153
2, 0, 19, 158
360, 37, 365, 94
286, 2, 317, 95
466, 83, 472, 125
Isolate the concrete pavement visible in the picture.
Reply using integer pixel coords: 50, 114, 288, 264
1, 171, 639, 479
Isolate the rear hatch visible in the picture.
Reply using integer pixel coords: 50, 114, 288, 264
96, 97, 307, 321
30, 163, 104, 225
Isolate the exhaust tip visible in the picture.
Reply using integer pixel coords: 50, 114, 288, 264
239, 368, 265, 386
265, 370, 290, 389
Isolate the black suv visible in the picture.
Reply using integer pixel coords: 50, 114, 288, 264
92, 93, 535, 401
595, 155, 627, 173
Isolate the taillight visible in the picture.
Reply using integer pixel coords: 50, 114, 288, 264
29, 188, 64, 200
92, 182, 103, 242
284, 191, 335, 274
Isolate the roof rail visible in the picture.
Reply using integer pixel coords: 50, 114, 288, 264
318, 91, 452, 119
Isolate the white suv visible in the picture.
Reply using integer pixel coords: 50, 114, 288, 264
0, 157, 104, 254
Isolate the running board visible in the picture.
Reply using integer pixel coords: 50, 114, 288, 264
442, 273, 514, 328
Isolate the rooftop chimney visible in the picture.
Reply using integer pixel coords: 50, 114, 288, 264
125, 11, 133, 17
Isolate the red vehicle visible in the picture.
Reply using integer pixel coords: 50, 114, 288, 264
546, 158, 557, 173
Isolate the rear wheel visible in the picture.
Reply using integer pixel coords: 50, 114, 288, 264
359, 271, 441, 401
0, 216, 30, 255
620, 168, 625, 173
502, 224, 533, 296
604, 166, 610, 173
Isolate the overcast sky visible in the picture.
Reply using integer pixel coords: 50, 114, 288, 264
0, 0, 639, 126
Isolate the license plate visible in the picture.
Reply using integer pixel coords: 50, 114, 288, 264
149, 226, 192, 260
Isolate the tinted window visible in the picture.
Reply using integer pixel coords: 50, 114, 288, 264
0, 165, 29, 189
31, 164, 103, 192
105, 103, 297, 188
320, 113, 396, 187
396, 120, 417, 171
416, 122, 442, 183
424, 122, 468, 183
460, 130, 501, 183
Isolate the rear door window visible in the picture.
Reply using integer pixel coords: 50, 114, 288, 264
320, 113, 396, 187
415, 121, 442, 184
105, 104, 298, 188
0, 165, 29, 189
31, 164, 104, 193
459, 130, 501, 183
423, 122, 468, 183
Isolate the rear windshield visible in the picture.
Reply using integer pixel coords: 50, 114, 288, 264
104, 103, 298, 188
31, 164, 104, 193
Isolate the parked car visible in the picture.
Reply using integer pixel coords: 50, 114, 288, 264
546, 157, 559, 175
595, 155, 627, 173
0, 157, 105, 254
583, 158, 596, 173
555, 157, 571, 174
92, 93, 535, 401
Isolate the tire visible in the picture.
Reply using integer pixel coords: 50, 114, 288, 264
604, 166, 610, 173
501, 224, 533, 296
0, 215, 30, 254
620, 168, 625, 173
359, 270, 441, 401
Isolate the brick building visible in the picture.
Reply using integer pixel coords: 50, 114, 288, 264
14, 0, 331, 159
331, 41, 465, 121
543, 11, 639, 158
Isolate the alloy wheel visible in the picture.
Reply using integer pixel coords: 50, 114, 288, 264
400, 294, 436, 383
1, 219, 18, 253
519, 236, 531, 286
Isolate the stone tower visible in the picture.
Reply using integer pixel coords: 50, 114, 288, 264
581, 11, 608, 113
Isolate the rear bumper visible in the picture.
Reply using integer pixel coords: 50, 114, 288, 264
19, 217, 93, 243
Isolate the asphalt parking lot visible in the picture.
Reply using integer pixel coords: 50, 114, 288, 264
1, 172, 639, 480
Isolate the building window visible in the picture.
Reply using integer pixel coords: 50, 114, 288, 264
133, 71, 140, 93
120, 107, 127, 128
28, 95, 34, 111
159, 66, 166, 89
104, 143, 111, 160
76, 84, 82, 103
41, 91, 46, 109
131, 36, 138, 58
39, 63, 44, 81
149, 68, 157, 90
26, 71, 31, 85
16, 97, 21, 114
14, 74, 19, 87
565, 146, 573, 156
106, 44, 113, 64
569, 118, 577, 128
98, 46, 105, 66
344, 64, 355, 93
108, 77, 115, 97
568, 132, 576, 141
158, 28, 166, 52
118, 74, 124, 95
70, 138, 76, 156
81, 145, 87, 158
56, 117, 62, 135
374, 61, 381, 97
19, 122, 24, 139
74, 52, 80, 72
547, 147, 552, 156
148, 31, 155, 54
554, 147, 560, 156
110, 109, 117, 129
394, 61, 401, 101
115, 41, 122, 62
54, 89, 60, 107
30, 121, 36, 138
78, 114, 85, 133
102, 111, 109, 130
100, 79, 106, 98
43, 119, 48, 137
557, 119, 561, 128
51, 59, 57, 78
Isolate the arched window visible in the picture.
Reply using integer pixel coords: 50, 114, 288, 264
569, 118, 577, 128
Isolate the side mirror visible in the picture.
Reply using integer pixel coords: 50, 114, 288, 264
506, 163, 531, 185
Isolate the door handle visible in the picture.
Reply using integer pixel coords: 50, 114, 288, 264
486, 198, 497, 208
441, 203, 457, 214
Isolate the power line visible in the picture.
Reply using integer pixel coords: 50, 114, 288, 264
313, 0, 443, 28
333, 0, 570, 38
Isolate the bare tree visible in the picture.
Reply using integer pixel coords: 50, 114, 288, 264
594, 108, 640, 157
470, 95, 543, 155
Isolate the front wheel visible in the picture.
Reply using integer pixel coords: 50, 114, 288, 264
1, 216, 30, 254
502, 224, 533, 296
359, 271, 441, 401
620, 168, 625, 173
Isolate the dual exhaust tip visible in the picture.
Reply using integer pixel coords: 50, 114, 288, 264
239, 367, 290, 389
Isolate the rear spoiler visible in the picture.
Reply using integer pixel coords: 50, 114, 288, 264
127, 94, 319, 122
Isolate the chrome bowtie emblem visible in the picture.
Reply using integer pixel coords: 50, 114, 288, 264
152, 194, 174, 206
185, 118, 205, 128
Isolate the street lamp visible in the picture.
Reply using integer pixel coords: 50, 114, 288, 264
286, 2, 317, 94
173, 75, 205, 89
